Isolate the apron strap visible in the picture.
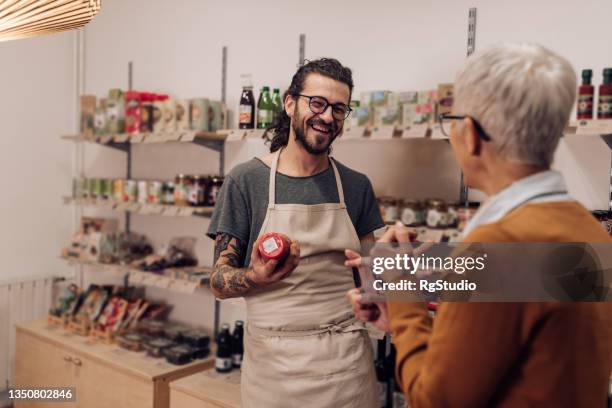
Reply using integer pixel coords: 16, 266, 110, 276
329, 157, 346, 207
268, 148, 282, 208
268, 149, 346, 208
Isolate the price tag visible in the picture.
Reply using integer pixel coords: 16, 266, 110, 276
142, 274, 161, 286
178, 207, 195, 217
173, 280, 197, 293
154, 276, 172, 289
343, 126, 366, 139
226, 129, 246, 141
148, 204, 164, 214
245, 129, 266, 139
370, 125, 395, 140
114, 134, 129, 143
429, 124, 447, 140
576, 120, 612, 136
99, 135, 114, 144
402, 124, 429, 139
180, 131, 197, 142
131, 134, 145, 144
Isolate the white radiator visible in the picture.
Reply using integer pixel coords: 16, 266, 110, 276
0, 276, 53, 391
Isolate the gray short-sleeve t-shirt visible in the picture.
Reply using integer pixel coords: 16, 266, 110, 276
207, 157, 384, 267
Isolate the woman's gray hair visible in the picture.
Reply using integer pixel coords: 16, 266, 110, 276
454, 43, 577, 167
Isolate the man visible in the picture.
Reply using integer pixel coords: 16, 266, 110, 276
347, 43, 611, 407
208, 58, 384, 407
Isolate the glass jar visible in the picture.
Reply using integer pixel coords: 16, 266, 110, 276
162, 182, 175, 205
207, 176, 224, 206
147, 181, 163, 204
124, 180, 138, 202
137, 180, 148, 204
400, 199, 424, 226
425, 199, 449, 228
100, 179, 112, 200
113, 179, 124, 202
174, 174, 192, 206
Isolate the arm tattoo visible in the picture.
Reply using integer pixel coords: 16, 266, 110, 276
211, 233, 257, 298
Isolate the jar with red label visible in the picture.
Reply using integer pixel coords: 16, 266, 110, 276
125, 91, 142, 135
258, 232, 291, 262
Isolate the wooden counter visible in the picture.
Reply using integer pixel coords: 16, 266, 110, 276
15, 320, 214, 408
170, 368, 241, 408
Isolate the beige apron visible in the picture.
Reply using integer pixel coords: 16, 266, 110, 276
241, 148, 378, 408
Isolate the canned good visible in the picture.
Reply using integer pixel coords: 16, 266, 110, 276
100, 179, 111, 200
207, 176, 224, 206
147, 181, 163, 204
72, 177, 86, 199
113, 179, 125, 202
124, 180, 137, 202
426, 199, 450, 228
88, 178, 99, 199
400, 199, 424, 226
137, 181, 148, 204
162, 182, 175, 205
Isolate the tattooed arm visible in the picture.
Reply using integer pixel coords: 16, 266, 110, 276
210, 233, 257, 299
210, 232, 302, 299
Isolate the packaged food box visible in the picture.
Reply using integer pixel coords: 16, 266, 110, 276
397, 91, 418, 105
144, 338, 175, 358
80, 95, 96, 136
353, 106, 370, 127
401, 103, 418, 127
94, 98, 108, 135
152, 95, 167, 133
106, 89, 125, 134
413, 90, 437, 125
125, 91, 141, 135
374, 106, 399, 127
370, 90, 390, 107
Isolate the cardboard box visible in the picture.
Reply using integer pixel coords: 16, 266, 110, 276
80, 95, 96, 136
413, 90, 436, 125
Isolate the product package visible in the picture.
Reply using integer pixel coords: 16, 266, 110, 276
436, 83, 454, 116
80, 95, 96, 136
190, 98, 210, 131
401, 103, 418, 128
125, 91, 142, 135
162, 98, 176, 132
94, 98, 108, 135
209, 100, 226, 131
175, 99, 190, 132
413, 90, 437, 125
152, 95, 167, 133
374, 106, 400, 127
106, 89, 126, 134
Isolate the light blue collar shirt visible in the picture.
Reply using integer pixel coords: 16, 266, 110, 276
462, 170, 572, 237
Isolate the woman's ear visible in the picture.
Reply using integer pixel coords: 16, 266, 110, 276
464, 117, 482, 156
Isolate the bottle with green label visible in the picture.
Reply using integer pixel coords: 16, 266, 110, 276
271, 88, 283, 123
257, 86, 274, 129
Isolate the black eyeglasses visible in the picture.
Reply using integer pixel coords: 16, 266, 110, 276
438, 113, 491, 141
295, 94, 352, 121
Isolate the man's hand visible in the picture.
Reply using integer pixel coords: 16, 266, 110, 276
347, 288, 390, 333
247, 237, 300, 286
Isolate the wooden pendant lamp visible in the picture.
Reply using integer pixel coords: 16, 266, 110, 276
0, 0, 101, 41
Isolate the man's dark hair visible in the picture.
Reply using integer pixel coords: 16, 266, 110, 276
267, 58, 354, 152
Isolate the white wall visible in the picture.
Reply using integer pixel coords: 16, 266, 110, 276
75, 0, 612, 328
0, 33, 75, 283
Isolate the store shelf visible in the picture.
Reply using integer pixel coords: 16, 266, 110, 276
16, 320, 215, 382
62, 257, 212, 293
64, 196, 215, 217
61, 129, 229, 152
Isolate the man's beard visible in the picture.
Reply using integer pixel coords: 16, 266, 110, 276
292, 111, 341, 156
